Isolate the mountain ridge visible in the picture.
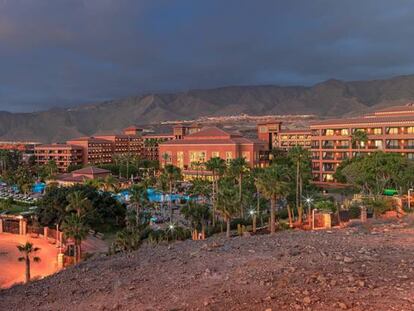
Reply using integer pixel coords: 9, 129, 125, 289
2, 74, 414, 143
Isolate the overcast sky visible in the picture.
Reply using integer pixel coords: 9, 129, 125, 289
1, 0, 414, 112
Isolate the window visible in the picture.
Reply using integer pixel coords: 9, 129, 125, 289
386, 127, 399, 134
338, 141, 349, 148
372, 128, 382, 135
211, 151, 220, 158
325, 129, 334, 136
177, 152, 184, 168
242, 151, 250, 162
259, 126, 267, 133
340, 129, 349, 136
407, 127, 414, 134
189, 151, 206, 163
322, 173, 334, 182
374, 140, 383, 149
408, 153, 414, 160
225, 152, 233, 163
386, 140, 399, 149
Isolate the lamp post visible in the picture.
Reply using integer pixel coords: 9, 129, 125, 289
304, 196, 314, 225
312, 208, 318, 230
249, 210, 257, 233
408, 188, 413, 210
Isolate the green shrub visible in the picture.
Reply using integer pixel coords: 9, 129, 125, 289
348, 203, 361, 219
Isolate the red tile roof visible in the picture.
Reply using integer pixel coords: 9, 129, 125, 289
72, 166, 111, 175
184, 127, 233, 139
124, 125, 143, 131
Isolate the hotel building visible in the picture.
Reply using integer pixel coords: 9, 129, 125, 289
310, 104, 414, 185
95, 127, 143, 158
34, 125, 171, 172
66, 137, 114, 166
34, 144, 84, 172
257, 121, 311, 151
159, 126, 267, 178
142, 134, 175, 161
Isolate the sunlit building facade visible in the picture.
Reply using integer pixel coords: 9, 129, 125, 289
310, 104, 414, 185
34, 144, 83, 172
159, 127, 267, 178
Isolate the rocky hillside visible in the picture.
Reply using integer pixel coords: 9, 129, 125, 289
2, 218, 414, 311
3, 74, 414, 142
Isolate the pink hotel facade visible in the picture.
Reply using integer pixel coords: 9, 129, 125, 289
310, 104, 414, 185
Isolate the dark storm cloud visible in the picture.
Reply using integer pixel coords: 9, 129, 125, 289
1, 0, 414, 112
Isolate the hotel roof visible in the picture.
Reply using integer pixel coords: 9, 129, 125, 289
184, 127, 237, 139
161, 127, 264, 145
35, 143, 83, 149
67, 137, 113, 143
72, 166, 111, 175
310, 104, 414, 127
279, 128, 311, 134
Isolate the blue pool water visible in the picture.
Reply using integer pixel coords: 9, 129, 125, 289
115, 188, 191, 203
32, 182, 46, 193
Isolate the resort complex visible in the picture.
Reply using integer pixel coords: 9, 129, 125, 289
1, 104, 414, 305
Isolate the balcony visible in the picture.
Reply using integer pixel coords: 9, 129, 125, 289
386, 145, 400, 150
335, 145, 349, 149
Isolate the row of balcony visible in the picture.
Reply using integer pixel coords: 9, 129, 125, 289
312, 127, 414, 137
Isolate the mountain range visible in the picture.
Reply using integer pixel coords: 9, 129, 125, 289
2, 74, 414, 143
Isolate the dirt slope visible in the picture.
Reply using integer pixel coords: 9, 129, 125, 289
1, 218, 414, 311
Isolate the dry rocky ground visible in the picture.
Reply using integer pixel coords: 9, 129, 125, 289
2, 217, 414, 311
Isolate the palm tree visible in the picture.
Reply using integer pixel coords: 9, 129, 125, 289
83, 178, 101, 189
44, 160, 58, 179
62, 214, 89, 264
351, 130, 368, 156
101, 175, 118, 192
229, 157, 248, 218
162, 164, 182, 221
255, 164, 291, 234
205, 157, 226, 226
188, 178, 211, 205
181, 202, 210, 240
17, 242, 41, 283
161, 152, 171, 167
130, 183, 149, 225
288, 146, 311, 225
217, 178, 239, 238
66, 191, 92, 217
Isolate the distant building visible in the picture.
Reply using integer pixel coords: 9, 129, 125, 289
159, 126, 268, 179
310, 103, 414, 185
66, 137, 114, 166
95, 128, 143, 158
0, 141, 41, 162
257, 121, 311, 151
34, 144, 83, 172
276, 129, 312, 150
142, 134, 175, 161
52, 166, 112, 187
